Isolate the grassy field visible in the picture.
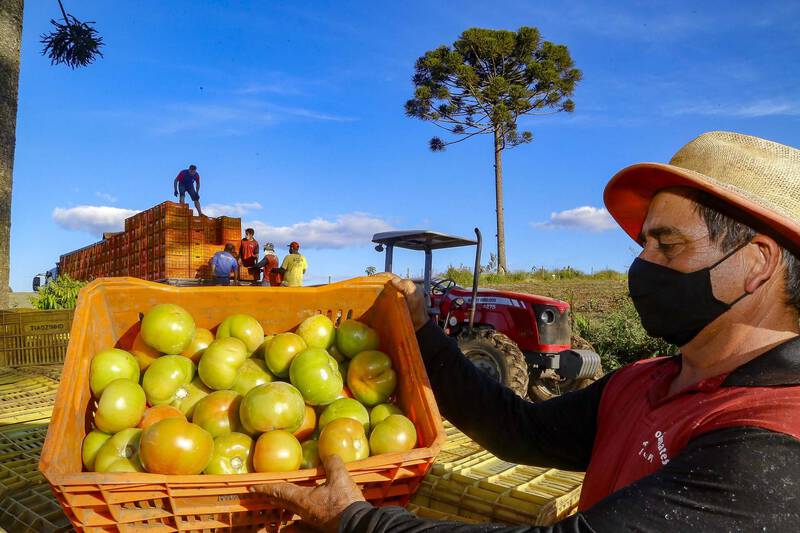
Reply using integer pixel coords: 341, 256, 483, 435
485, 278, 629, 320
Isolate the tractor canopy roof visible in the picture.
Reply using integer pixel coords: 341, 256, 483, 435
372, 230, 476, 251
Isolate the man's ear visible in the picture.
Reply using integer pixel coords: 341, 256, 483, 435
745, 234, 782, 294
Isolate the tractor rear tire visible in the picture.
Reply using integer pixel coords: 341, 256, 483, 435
528, 334, 604, 402
457, 329, 529, 399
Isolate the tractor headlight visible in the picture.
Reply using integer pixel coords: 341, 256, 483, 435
540, 309, 556, 324
454, 297, 465, 307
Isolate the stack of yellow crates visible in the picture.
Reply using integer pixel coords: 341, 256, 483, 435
409, 421, 584, 526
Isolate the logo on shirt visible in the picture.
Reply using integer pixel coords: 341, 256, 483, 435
638, 430, 670, 466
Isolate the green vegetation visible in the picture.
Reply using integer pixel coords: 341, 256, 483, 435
441, 265, 626, 287
574, 300, 678, 371
30, 275, 86, 310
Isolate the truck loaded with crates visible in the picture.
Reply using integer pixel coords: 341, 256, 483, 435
36, 201, 256, 287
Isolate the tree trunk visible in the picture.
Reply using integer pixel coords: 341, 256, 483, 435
0, 0, 23, 309
493, 128, 507, 274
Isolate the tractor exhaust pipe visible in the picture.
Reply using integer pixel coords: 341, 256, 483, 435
469, 227, 482, 331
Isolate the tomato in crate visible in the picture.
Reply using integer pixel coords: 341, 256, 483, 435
40, 275, 444, 532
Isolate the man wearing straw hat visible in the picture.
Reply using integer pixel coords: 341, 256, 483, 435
253, 132, 800, 531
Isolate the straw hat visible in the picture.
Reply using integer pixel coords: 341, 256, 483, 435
604, 131, 800, 251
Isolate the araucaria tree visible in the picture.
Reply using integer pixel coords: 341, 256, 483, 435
406, 27, 580, 273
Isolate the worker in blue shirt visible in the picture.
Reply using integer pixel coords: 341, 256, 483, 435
173, 164, 205, 216
210, 244, 239, 285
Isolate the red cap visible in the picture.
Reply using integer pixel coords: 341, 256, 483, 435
288, 241, 300, 249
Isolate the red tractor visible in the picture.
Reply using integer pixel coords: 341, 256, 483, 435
372, 229, 602, 400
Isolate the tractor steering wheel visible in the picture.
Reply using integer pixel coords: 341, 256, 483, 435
431, 278, 456, 297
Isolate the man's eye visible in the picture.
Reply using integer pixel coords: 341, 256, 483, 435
657, 242, 679, 251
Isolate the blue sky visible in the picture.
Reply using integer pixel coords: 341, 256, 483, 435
10, 0, 800, 290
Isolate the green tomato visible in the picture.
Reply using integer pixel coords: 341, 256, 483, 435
198, 337, 249, 390
265, 333, 307, 377
94, 379, 146, 434
301, 440, 320, 469
93, 428, 144, 473
369, 403, 403, 428
289, 348, 343, 406
296, 315, 336, 350
142, 355, 195, 406
369, 414, 417, 455
336, 320, 379, 358
191, 390, 243, 438
82, 430, 112, 471
232, 358, 275, 396
319, 398, 370, 434
239, 382, 305, 434
253, 430, 302, 473
205, 432, 254, 475
140, 303, 196, 354
173, 377, 212, 418
347, 350, 397, 407
216, 314, 265, 354
90, 348, 139, 399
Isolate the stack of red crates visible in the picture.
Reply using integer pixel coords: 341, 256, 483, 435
58, 202, 246, 282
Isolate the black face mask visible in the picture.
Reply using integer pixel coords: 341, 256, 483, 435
628, 242, 750, 346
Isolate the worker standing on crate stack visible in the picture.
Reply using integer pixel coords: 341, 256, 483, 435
253, 132, 800, 531
173, 164, 205, 217
239, 228, 259, 284
209, 244, 239, 286
253, 242, 282, 286
277, 241, 306, 287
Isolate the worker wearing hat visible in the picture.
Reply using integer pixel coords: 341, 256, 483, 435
253, 132, 800, 531
276, 241, 307, 287
253, 242, 282, 287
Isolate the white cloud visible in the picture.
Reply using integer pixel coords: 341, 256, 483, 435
148, 100, 356, 136
245, 213, 393, 249
669, 99, 800, 118
532, 206, 616, 232
152, 103, 276, 136
267, 103, 357, 122
95, 192, 118, 203
204, 202, 263, 217
53, 205, 140, 235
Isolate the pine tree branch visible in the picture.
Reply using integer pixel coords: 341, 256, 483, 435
442, 127, 494, 146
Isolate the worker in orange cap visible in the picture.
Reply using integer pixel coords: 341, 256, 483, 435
277, 241, 307, 287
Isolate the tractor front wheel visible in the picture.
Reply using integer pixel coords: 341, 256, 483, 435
457, 329, 529, 399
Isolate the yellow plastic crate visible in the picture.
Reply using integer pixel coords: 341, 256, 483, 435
0, 482, 72, 532
411, 421, 584, 526
0, 310, 74, 367
0, 451, 44, 495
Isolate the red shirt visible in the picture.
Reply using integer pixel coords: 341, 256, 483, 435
263, 254, 282, 286
580, 355, 800, 510
239, 239, 259, 267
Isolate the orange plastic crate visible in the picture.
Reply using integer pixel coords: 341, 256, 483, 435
40, 276, 444, 532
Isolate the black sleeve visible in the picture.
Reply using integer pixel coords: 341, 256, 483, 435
341, 427, 800, 533
416, 321, 611, 470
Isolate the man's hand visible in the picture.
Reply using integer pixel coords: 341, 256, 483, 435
173, 190, 178, 197
390, 276, 429, 331
250, 454, 366, 533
